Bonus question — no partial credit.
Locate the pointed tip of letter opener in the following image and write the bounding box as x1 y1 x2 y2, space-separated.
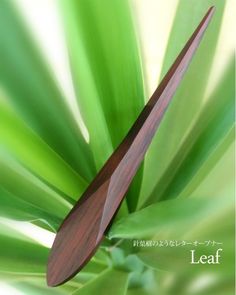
47 7 215 287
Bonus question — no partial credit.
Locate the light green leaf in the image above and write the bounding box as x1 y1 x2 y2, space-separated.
0 222 109 282
109 199 207 239
111 134 234 243
61 0 145 211
180 128 235 200
72 269 129 295
62 0 145 165
0 97 87 200
1 274 81 295
0 0 96 181
0 231 48 274
137 208 234 275
11 278 78 295
140 0 226 206
0 186 60 230
142 56 234 205
0 152 72 224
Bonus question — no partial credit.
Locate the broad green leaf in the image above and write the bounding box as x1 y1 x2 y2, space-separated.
81 260 108 275
0 221 109 282
137 227 233 273
111 133 234 242
0 152 72 223
72 269 129 295
180 129 235 200
0 229 48 274
92 249 110 266
0 218 40 243
171 273 234 295
132 142 234 278
109 183 232 240
10 277 78 295
61 0 145 211
0 0 96 181
180 141 235 245
0 97 87 200
0 186 60 230
62 0 145 166
71 258 111 286
140 0 226 206
1 273 81 295
137 209 234 281
136 207 234 285
142 56 234 205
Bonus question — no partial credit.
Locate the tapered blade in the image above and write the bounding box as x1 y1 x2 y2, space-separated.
47 7 215 287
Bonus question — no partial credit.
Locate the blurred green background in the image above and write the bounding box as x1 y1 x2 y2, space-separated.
0 0 234 294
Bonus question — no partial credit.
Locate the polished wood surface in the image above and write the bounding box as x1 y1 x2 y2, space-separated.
47 7 215 286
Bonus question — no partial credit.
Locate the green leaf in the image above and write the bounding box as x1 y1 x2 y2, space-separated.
61 0 145 211
0 97 87 200
117 141 234 276
137 208 234 276
72 269 129 295
81 260 108 275
109 199 205 239
111 133 234 243
1 273 81 295
0 152 72 224
11 278 78 295
0 226 48 274
0 0 96 181
180 128 235 200
0 222 109 284
139 0 226 206
109 188 232 240
142 55 234 205
62 0 145 165
0 186 60 230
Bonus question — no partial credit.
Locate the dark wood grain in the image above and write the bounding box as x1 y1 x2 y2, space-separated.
47 7 215 286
